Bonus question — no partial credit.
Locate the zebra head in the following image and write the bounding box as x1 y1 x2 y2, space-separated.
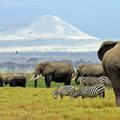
70 88 82 98
52 88 58 99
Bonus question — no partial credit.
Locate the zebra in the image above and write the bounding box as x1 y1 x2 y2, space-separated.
52 85 75 99
99 76 111 87
76 76 103 86
70 84 105 98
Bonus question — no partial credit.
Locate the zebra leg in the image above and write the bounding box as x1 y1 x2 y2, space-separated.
103 91 105 98
99 91 105 98
60 94 63 99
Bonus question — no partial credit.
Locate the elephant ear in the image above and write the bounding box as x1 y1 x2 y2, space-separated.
42 64 54 76
98 41 117 61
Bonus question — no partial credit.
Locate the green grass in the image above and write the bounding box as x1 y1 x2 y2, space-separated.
0 87 120 120
0 73 120 120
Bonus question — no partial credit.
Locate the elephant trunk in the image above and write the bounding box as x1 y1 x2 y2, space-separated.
75 77 80 85
74 71 80 85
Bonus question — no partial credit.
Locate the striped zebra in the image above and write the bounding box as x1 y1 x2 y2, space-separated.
76 76 103 86
52 85 75 99
70 84 105 98
99 76 111 87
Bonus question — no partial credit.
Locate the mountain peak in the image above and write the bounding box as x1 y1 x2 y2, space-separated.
17 15 98 40
0 15 98 40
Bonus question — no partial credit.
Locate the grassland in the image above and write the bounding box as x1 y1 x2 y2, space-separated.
0 73 120 120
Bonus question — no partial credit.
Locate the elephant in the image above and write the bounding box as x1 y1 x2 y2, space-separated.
32 61 75 88
0 75 4 87
3 74 26 87
98 40 120 107
75 64 105 84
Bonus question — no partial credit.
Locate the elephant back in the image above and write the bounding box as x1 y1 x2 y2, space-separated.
77 64 105 77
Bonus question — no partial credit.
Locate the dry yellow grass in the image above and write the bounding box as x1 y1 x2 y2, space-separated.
0 87 120 120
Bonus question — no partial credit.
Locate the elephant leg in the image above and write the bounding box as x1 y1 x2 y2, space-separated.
0 80 3 87
45 75 52 88
22 83 26 87
34 79 38 88
82 96 85 99
114 87 120 107
64 75 71 85
99 91 105 98
10 80 15 87
106 68 120 107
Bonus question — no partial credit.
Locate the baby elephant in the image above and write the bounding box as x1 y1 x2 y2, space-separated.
52 85 75 99
4 74 26 87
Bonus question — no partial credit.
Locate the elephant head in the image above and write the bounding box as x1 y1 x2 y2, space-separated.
75 66 82 84
32 62 54 87
98 41 117 61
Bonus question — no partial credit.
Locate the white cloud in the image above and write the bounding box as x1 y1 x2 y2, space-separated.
0 43 101 53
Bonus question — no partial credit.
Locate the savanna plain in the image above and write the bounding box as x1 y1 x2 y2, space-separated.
0 73 120 120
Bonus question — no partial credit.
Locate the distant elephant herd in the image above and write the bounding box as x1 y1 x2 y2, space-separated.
0 74 26 87
0 40 120 107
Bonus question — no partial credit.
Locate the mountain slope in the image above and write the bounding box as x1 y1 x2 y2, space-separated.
0 15 98 40
0 15 102 52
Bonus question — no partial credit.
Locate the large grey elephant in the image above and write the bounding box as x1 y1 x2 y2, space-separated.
75 64 105 84
3 74 26 87
32 61 75 88
98 40 120 107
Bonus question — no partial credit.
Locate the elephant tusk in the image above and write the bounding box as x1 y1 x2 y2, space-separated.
71 75 77 80
30 75 35 81
72 73 75 78
32 75 41 80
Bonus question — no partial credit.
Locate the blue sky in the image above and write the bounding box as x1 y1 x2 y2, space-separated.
0 0 120 39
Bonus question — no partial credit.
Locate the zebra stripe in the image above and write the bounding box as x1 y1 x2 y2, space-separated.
77 76 103 86
70 84 105 98
76 76 111 87
52 85 75 99
99 76 111 87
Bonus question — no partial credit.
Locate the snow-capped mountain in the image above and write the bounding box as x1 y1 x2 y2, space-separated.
0 15 98 40
0 15 102 52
